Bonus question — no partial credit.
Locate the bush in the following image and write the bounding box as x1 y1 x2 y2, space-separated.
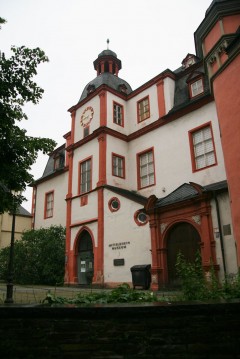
0 225 65 285
222 271 240 299
43 283 158 305
176 251 222 301
176 251 240 301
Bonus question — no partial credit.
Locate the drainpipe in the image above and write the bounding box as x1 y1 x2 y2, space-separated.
213 191 227 276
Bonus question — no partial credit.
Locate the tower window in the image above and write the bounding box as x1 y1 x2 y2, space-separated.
137 96 150 122
112 153 125 178
83 126 89 138
104 61 109 72
79 158 92 194
113 102 124 126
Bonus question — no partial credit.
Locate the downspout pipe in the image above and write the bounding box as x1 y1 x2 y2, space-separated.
213 190 227 277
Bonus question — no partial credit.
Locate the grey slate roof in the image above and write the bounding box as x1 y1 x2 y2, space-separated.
40 146 65 179
79 73 132 102
155 181 228 208
170 63 210 112
204 180 228 192
17 205 31 217
97 49 117 58
104 185 147 205
156 183 201 207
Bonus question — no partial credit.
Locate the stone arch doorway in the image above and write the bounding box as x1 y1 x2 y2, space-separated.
77 230 94 285
166 222 201 286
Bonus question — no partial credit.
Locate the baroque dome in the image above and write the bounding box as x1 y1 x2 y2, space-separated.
79 72 132 102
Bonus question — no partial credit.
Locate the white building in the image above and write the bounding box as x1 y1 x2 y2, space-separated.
32 0 240 289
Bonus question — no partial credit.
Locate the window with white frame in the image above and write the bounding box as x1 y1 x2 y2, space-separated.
112 154 125 178
113 102 123 126
45 191 54 218
190 79 204 97
191 124 216 170
138 149 155 189
137 96 150 122
80 158 91 194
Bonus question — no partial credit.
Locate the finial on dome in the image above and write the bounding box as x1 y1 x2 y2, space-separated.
107 39 110 49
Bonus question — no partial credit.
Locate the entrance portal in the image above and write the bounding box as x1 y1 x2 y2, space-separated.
77 230 94 285
167 222 201 286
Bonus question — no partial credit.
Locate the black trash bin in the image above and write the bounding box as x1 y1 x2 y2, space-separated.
130 264 151 289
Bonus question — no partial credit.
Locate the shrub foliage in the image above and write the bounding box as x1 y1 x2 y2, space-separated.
176 251 240 301
44 283 158 305
0 226 65 285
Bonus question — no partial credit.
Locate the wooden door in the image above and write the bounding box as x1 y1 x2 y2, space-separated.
167 222 201 286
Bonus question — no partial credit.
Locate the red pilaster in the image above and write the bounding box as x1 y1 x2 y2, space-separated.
97 133 107 187
65 150 73 284
156 79 166 118
109 60 113 73
99 90 107 126
149 216 161 291
97 187 104 284
70 111 76 144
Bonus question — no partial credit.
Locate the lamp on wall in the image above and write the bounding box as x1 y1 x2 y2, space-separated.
4 190 21 304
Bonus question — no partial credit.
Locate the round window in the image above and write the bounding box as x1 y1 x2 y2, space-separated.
138 212 147 223
108 197 120 212
134 210 149 226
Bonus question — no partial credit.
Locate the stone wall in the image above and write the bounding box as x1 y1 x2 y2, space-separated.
0 301 240 358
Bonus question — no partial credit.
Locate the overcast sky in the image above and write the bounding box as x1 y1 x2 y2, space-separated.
1 0 212 211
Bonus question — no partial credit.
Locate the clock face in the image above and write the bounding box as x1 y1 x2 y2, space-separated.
80 106 94 127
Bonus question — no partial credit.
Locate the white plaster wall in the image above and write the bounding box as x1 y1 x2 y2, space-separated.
127 102 226 199
74 97 100 143
211 193 238 281
34 172 68 229
127 86 159 134
71 141 99 198
71 191 98 224
164 77 175 114
103 189 152 283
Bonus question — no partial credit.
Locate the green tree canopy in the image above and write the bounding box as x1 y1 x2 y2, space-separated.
0 226 66 285
0 22 56 213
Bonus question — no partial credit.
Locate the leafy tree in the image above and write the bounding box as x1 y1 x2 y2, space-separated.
0 226 66 285
0 20 56 212
0 17 6 28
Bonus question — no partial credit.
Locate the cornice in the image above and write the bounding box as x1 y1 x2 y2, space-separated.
127 70 176 99
68 84 128 113
33 166 69 185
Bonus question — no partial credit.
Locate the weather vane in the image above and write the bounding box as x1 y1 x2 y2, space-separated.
107 39 110 49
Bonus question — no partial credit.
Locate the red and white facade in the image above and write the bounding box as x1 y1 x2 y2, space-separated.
32 0 240 289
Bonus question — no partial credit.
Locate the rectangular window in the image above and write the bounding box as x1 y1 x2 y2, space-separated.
113 102 124 126
189 123 217 171
112 154 125 178
190 79 204 97
80 158 92 194
138 149 155 189
45 191 54 218
137 96 150 122
54 154 64 170
83 126 89 138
